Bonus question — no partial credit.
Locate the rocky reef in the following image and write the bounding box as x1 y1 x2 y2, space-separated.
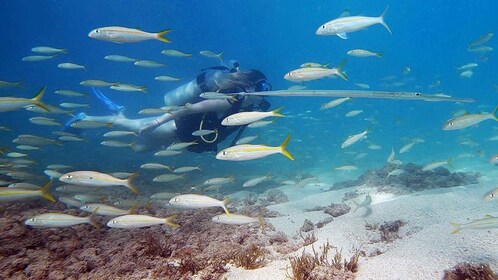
0 201 299 280
331 163 480 194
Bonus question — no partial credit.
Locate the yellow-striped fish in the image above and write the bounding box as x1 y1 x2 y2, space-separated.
0 181 55 202
216 135 294 161
0 87 49 113
88 26 171 43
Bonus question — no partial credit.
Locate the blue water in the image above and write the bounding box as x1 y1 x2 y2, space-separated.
1 1 498 278
1 1 497 179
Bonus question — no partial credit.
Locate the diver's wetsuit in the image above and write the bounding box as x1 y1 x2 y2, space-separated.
172 65 270 153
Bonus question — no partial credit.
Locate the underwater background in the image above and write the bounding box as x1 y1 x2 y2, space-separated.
1 1 497 279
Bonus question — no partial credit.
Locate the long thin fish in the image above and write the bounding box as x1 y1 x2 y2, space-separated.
240 90 475 103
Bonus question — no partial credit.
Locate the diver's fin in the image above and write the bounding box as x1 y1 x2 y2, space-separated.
156 29 172 43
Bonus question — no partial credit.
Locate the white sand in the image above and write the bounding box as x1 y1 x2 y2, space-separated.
225 167 498 280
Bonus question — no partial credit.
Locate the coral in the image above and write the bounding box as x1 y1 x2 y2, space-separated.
0 201 298 279
443 262 498 280
231 244 268 270
287 242 360 280
315 217 334 229
323 203 351 217
300 219 314 232
366 220 406 243
379 220 405 243
331 163 480 194
265 189 289 204
299 231 317 246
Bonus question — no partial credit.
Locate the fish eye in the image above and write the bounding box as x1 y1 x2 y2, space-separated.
415 92 421 96
322 25 325 29
95 29 100 33
223 151 227 155
29 218 35 222
491 194 495 198
448 122 454 126
174 198 179 202
66 175 72 179
112 220 117 224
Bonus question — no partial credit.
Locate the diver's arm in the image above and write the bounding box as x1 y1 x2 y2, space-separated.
139 99 231 135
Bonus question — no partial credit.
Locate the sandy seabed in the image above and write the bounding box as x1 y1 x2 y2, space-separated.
227 164 498 280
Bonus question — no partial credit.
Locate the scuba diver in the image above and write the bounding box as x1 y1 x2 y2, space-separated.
67 60 272 153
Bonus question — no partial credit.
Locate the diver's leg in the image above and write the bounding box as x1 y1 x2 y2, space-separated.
82 114 157 131
133 121 177 152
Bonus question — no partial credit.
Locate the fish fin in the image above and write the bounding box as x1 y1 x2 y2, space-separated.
130 141 137 151
335 59 349 81
485 214 495 218
40 180 56 202
449 222 461 234
126 173 139 194
128 203 139 214
272 106 285 117
491 106 498 120
337 33 348 39
222 198 231 217
88 207 101 229
31 87 50 112
156 29 172 43
379 5 392 35
279 134 295 161
165 215 180 228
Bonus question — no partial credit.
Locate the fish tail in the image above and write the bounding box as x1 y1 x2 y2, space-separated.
272 106 285 117
130 141 137 151
379 5 392 35
16 80 24 88
126 173 139 194
228 176 235 183
217 52 223 61
222 198 231 217
31 87 50 112
450 222 461 234
335 59 349 81
491 105 498 120
258 210 266 229
88 208 101 229
40 180 56 202
128 203 139 214
140 86 147 93
376 52 383 58
165 215 180 228
156 29 172 43
279 134 295 161
447 157 454 169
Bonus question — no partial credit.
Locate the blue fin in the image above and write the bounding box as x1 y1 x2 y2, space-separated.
62 112 87 133
337 33 348 39
92 87 124 114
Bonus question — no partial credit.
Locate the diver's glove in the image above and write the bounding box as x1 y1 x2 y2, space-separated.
139 119 161 135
